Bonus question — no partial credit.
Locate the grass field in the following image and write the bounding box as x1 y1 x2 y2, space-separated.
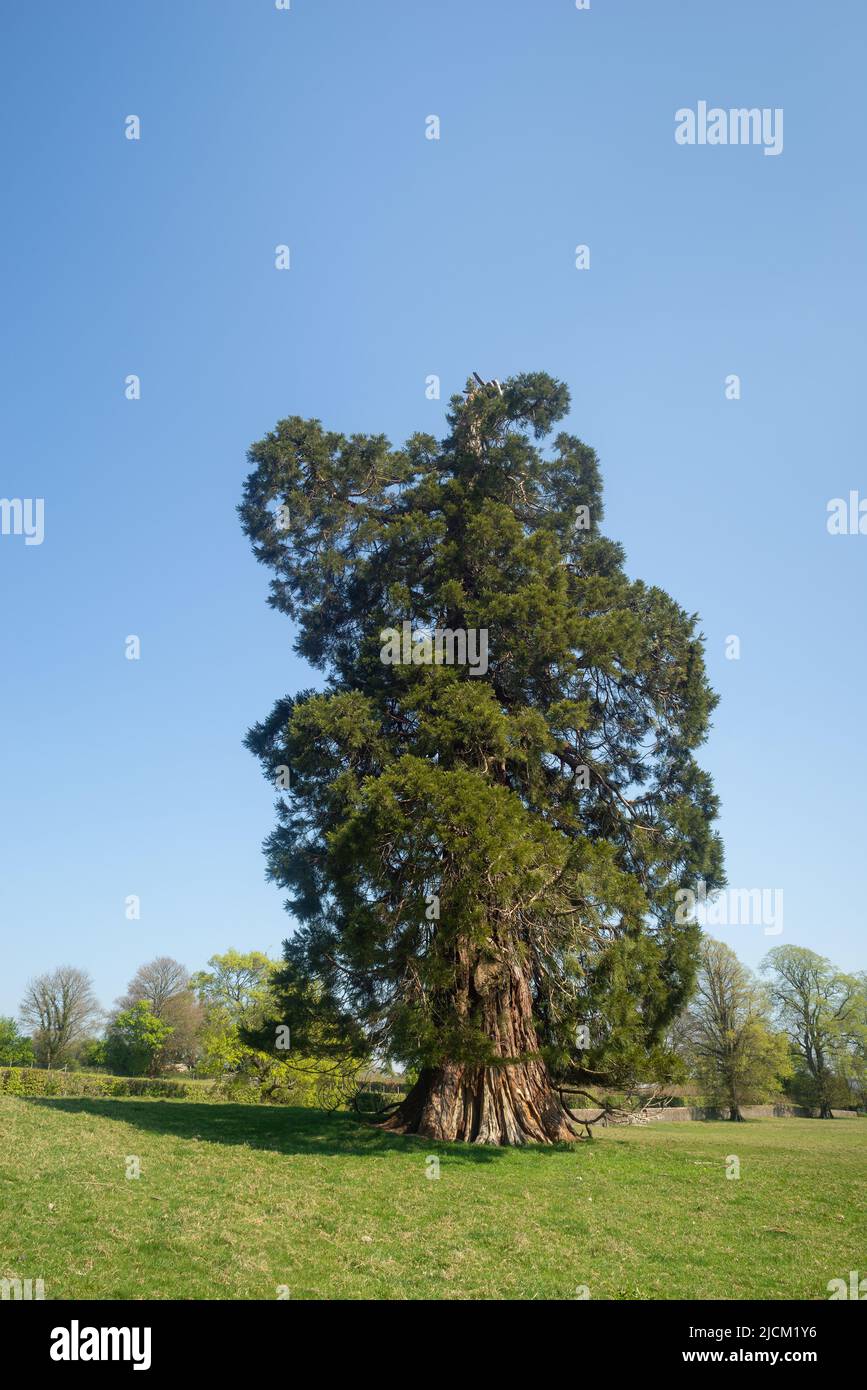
1 1095 863 1300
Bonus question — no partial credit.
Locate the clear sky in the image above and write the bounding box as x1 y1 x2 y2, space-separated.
1 0 864 1018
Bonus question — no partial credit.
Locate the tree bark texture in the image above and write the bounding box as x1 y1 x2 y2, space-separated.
382 963 577 1145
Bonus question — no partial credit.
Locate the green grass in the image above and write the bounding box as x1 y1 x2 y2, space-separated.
1 1095 863 1300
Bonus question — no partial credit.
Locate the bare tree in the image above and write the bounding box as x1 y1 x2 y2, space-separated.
20 967 102 1068
117 957 190 1016
159 991 204 1069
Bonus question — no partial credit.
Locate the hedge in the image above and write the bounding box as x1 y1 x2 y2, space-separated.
0 1067 342 1106
0 1068 212 1100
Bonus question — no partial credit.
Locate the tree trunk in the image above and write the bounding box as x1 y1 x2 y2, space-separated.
729 1103 744 1121
382 963 578 1145
818 1101 834 1119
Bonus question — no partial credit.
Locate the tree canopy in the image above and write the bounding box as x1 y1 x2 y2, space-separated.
105 1001 174 1078
762 946 865 1118
0 1016 34 1067
676 937 789 1120
19 966 102 1069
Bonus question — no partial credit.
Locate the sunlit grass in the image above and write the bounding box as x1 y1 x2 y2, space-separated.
1 1096 862 1300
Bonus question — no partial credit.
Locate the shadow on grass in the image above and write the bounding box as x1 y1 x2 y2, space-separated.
23 1098 529 1164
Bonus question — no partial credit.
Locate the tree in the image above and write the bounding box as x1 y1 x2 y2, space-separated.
762 947 863 1118
158 995 204 1067
192 949 277 1074
78 1038 107 1071
19 967 102 1068
105 1002 174 1077
0 1016 35 1067
117 957 190 1014
835 972 867 1111
191 949 276 1018
240 371 724 1144
192 948 355 1103
115 957 202 1070
677 938 789 1120
158 992 204 1069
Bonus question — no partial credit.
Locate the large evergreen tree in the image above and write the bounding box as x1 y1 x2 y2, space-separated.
240 372 723 1144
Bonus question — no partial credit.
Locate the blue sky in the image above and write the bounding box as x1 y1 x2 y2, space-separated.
1 0 864 1018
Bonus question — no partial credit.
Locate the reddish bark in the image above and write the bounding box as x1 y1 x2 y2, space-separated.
382 963 578 1145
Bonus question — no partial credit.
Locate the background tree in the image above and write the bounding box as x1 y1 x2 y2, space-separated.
762 946 862 1118
191 949 276 1019
240 371 724 1144
19 967 101 1068
78 1037 108 1071
193 948 358 1104
834 971 867 1111
0 1016 35 1067
105 1001 174 1077
158 993 204 1069
191 949 277 1075
117 957 190 1014
115 957 202 1071
677 937 789 1120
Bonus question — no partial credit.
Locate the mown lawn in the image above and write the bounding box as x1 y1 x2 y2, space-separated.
0 1096 863 1300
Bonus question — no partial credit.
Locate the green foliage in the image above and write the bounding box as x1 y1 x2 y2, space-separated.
785 1063 853 1113
0 1017 34 1067
210 1050 351 1108
105 1001 174 1077
0 1068 207 1099
677 938 790 1116
192 947 358 1103
192 948 275 1078
762 947 866 1117
77 1038 108 1070
191 949 277 1017
241 372 724 1084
